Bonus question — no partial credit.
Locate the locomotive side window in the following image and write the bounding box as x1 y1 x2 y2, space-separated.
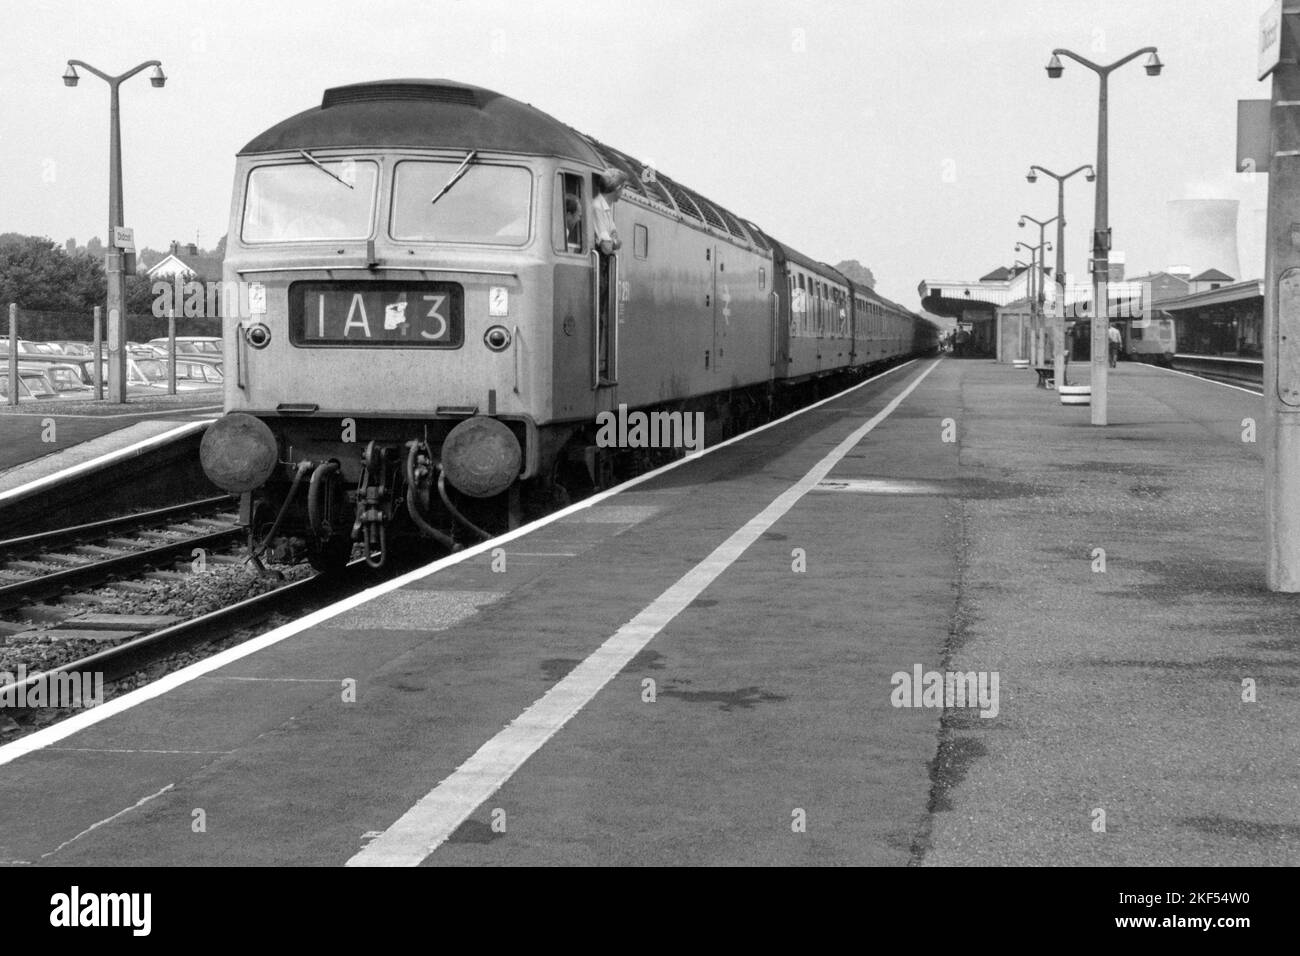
242 160 378 242
633 223 649 259
391 161 532 245
556 173 585 254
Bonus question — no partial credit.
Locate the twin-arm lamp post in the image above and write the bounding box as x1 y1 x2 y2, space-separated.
1045 46 1161 424
63 59 167 404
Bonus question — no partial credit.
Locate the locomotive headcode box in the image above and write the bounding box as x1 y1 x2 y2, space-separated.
288 280 464 347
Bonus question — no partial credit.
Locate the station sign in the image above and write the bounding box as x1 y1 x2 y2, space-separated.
112 226 136 252
1260 0 1283 81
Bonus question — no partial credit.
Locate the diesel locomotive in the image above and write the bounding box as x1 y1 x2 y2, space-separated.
199 78 938 570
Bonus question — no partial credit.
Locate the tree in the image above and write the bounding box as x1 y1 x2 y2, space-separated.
834 260 875 289
0 234 105 312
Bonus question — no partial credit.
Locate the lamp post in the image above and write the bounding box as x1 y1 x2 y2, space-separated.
1020 214 1059 370
1046 46 1161 424
1016 239 1051 366
64 59 166 403
1028 164 1095 389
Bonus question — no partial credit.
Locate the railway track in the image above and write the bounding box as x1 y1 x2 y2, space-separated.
0 496 244 615
0 497 424 733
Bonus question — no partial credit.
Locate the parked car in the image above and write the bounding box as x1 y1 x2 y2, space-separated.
63 356 153 388
0 369 57 401
146 336 223 358
24 361 94 395
45 341 95 357
134 356 224 389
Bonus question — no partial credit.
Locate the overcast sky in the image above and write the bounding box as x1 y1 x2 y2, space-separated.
0 0 1270 305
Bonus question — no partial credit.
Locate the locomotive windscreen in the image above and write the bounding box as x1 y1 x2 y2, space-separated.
391 160 532 245
288 281 464 348
242 160 378 242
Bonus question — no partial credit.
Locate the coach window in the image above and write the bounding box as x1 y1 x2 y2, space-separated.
759 267 766 290
633 223 649 259
554 172 585 254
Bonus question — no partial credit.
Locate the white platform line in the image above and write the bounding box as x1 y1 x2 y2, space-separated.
1147 363 1264 396
346 358 942 866
0 420 208 504
0 358 919 769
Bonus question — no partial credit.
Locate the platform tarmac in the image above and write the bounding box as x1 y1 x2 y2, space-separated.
0 389 221 481
0 358 1294 866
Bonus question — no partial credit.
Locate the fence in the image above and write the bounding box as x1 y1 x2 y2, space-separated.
5 303 222 405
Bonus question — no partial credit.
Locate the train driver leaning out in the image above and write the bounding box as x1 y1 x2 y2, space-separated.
592 168 629 383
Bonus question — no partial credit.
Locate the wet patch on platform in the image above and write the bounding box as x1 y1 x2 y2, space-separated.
1177 814 1300 842
923 733 987 814
444 818 503 845
321 590 503 631
540 658 581 682
658 681 787 712
1049 459 1177 477
626 649 665 671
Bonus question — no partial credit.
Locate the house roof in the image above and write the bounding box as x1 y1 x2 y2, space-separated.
146 253 223 280
1191 268 1235 282
979 266 1013 282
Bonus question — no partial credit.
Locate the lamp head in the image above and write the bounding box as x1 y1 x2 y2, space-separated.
1018 217 1026 228
1085 167 1096 182
1144 51 1163 76
1026 169 1038 184
150 65 167 88
62 64 79 87
1046 54 1064 78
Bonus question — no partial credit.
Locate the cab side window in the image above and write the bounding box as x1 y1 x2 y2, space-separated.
555 172 585 254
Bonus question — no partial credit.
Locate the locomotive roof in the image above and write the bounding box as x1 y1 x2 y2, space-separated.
239 79 603 164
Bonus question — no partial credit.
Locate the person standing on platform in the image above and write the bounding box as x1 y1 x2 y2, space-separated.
1108 323 1123 369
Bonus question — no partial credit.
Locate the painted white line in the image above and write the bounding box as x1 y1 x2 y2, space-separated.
0 420 208 505
0 358 920 769
1148 363 1264 397
346 358 942 866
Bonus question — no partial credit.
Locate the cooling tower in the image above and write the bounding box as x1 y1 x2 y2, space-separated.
1164 199 1240 280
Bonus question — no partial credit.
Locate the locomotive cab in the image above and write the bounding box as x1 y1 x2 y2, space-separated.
201 79 610 569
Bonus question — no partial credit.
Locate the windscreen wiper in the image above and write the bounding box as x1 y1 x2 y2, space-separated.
297 149 354 189
430 150 478 206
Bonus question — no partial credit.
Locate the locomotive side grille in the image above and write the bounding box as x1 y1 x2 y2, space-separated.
658 178 704 222
322 84 480 108
682 188 728 232
714 205 750 242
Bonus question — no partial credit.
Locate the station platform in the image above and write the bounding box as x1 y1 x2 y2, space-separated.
0 358 1295 867
0 391 220 497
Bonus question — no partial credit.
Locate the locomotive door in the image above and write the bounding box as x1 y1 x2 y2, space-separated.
712 244 729 372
